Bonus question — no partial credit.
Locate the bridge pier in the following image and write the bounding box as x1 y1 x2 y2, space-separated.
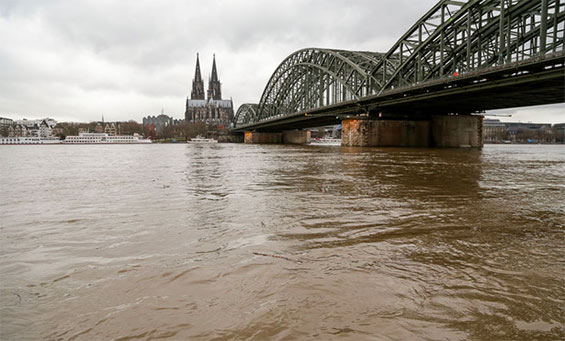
341 118 430 147
431 115 483 148
217 133 244 143
282 130 311 144
342 115 483 148
244 132 282 144
244 130 311 144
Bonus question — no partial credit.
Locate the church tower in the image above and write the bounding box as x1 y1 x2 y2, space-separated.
191 53 205 100
207 54 222 100
185 53 233 124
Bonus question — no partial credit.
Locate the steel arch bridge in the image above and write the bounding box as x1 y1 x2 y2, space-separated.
234 0 564 129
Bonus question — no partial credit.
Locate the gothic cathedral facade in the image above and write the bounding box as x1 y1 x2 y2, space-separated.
185 54 234 126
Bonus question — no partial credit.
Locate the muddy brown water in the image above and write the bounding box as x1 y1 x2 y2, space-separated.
1 144 564 340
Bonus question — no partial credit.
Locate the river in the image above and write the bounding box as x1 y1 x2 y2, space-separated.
1 144 564 340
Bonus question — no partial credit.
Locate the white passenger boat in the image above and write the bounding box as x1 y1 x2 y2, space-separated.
64 132 152 144
0 136 62 145
310 137 341 146
187 135 218 143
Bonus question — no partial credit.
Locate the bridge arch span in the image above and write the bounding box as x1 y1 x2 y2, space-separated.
371 0 565 93
234 104 260 127
235 0 564 129
256 48 385 121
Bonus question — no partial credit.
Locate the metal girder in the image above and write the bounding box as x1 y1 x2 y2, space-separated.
234 0 565 128
255 49 386 121
378 0 564 93
234 104 260 126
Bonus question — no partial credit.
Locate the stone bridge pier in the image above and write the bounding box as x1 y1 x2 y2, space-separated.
244 130 310 145
341 115 483 148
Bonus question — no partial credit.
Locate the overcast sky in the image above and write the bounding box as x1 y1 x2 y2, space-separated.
1 0 563 124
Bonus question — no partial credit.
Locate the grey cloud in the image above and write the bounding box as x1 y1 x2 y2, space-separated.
1 0 562 123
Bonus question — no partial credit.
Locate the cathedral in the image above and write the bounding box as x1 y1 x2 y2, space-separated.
185 54 234 126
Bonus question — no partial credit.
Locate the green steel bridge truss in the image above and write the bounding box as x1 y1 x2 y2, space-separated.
234 0 564 127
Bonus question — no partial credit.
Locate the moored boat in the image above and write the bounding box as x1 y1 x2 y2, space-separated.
63 132 152 144
310 137 341 146
0 136 62 145
187 135 218 144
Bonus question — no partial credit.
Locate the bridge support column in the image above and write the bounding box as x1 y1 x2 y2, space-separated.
341 118 430 147
217 133 244 143
342 115 483 148
282 130 311 144
244 131 282 144
431 115 483 148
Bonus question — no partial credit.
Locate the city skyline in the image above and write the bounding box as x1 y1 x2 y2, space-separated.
1 0 563 124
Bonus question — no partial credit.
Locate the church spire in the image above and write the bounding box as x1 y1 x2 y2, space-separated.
211 54 218 82
194 53 202 82
207 53 222 100
191 53 205 100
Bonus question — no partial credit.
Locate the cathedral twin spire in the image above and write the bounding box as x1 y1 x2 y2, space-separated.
190 53 221 101
190 53 205 100
185 53 234 124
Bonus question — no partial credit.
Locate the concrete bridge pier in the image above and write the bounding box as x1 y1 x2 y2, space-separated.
430 115 484 148
217 133 244 143
282 130 311 144
341 118 430 147
244 131 282 144
341 115 483 148
244 130 311 144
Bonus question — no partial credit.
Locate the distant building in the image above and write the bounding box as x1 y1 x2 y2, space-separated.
142 114 182 137
15 118 57 129
0 117 14 136
484 119 507 142
185 54 234 127
484 119 558 143
104 123 118 136
3 118 57 137
504 122 553 142
554 123 565 143
94 123 104 133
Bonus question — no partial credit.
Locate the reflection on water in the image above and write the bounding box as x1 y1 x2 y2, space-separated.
0 144 564 340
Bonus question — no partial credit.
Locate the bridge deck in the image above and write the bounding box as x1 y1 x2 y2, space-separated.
233 53 564 132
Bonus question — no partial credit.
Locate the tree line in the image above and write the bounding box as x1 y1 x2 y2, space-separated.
148 121 223 141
